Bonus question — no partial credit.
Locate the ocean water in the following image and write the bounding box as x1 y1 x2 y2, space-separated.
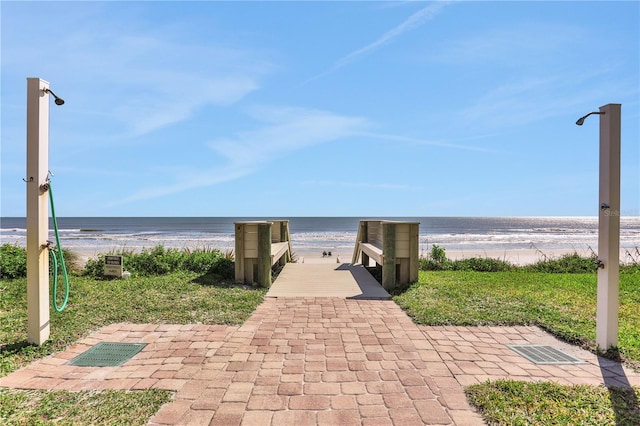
1 216 639 261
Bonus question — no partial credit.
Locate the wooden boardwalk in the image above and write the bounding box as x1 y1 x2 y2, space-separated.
266 262 391 299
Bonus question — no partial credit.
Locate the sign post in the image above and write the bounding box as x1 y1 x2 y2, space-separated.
104 255 124 278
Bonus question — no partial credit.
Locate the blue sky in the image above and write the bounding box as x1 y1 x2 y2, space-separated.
1 1 638 217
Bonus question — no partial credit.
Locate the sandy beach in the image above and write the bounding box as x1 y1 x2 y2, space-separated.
290 247 605 266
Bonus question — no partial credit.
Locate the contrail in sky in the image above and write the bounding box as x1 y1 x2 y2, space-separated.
304 1 452 84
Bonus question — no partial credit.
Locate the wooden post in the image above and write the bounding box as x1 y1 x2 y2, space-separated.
596 103 621 350
352 221 363 264
257 223 272 288
409 223 419 283
234 223 245 283
382 222 396 291
26 78 50 345
361 221 370 266
279 221 290 264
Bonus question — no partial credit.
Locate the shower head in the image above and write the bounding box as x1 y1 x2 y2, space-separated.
44 88 65 106
576 111 603 126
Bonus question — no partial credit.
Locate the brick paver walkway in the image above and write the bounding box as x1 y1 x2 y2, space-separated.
2 297 639 425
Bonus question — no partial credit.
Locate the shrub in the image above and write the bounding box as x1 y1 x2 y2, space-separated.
621 247 640 274
82 245 235 280
0 244 27 279
450 257 514 272
125 246 183 276
419 245 451 271
82 254 106 277
417 246 612 274
524 252 598 273
182 248 222 274
211 257 234 278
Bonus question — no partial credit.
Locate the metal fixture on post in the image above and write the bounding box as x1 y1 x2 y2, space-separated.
576 103 621 350
43 88 65 106
26 78 64 345
575 111 604 126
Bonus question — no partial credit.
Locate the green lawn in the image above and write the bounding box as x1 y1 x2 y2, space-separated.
466 380 640 426
394 271 640 368
0 388 171 425
0 271 265 425
2 268 639 424
394 271 640 425
1 271 266 376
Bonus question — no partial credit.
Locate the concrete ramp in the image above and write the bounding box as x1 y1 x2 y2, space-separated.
266 263 391 299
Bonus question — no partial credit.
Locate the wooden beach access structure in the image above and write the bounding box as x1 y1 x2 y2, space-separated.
234 220 291 287
352 220 420 291
233 219 419 293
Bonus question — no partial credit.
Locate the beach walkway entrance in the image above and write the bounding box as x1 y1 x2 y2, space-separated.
4 299 639 425
3 246 639 424
266 262 391 299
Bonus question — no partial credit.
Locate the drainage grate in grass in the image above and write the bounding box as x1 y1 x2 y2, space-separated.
508 345 586 365
67 342 147 367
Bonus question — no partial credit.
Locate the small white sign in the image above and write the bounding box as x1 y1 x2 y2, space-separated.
104 255 123 277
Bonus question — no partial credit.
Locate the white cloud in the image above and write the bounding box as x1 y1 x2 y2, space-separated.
83 37 270 138
458 68 636 130
115 106 370 204
335 1 451 68
3 4 272 140
208 106 370 167
354 131 494 152
431 22 582 66
305 1 452 83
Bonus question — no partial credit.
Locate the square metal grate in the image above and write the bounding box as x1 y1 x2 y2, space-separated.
67 342 147 367
508 345 585 365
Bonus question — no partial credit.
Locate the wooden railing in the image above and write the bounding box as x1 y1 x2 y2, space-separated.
352 220 419 290
234 220 292 287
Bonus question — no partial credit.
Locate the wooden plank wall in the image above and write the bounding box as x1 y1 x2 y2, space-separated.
235 220 291 286
243 224 259 258
366 221 384 247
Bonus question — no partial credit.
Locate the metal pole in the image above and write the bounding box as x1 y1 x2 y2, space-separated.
596 103 621 350
26 78 51 345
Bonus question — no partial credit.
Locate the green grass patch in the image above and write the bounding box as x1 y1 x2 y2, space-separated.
0 271 266 376
393 271 640 369
466 380 640 425
0 388 172 425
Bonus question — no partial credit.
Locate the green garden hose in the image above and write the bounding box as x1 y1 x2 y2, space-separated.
48 182 69 312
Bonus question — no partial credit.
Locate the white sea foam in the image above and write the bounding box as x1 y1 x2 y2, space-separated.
1 217 638 261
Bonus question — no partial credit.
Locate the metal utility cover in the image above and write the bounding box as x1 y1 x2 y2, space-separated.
67 342 147 367
508 345 585 365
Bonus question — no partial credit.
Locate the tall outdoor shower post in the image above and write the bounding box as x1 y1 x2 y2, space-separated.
596 103 621 350
26 78 51 345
